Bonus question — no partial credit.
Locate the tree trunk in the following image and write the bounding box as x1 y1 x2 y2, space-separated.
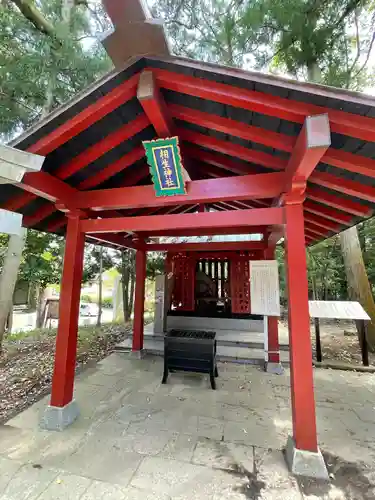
121 250 130 322
128 258 135 319
97 246 103 327
121 250 135 322
339 226 375 350
35 284 46 328
0 229 27 351
6 305 13 336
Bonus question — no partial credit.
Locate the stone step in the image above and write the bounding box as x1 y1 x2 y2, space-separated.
118 330 289 351
167 315 264 332
115 337 290 365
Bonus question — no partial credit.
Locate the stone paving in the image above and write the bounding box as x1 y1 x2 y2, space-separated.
1 354 375 499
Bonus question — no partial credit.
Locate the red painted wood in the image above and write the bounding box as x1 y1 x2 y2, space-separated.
77 147 145 190
132 248 146 351
230 255 251 314
304 213 340 232
285 116 329 191
310 171 375 203
304 222 330 237
171 104 295 152
304 200 352 225
3 191 36 212
146 241 266 252
23 203 56 228
3 171 79 212
306 186 371 217
50 216 85 407
74 172 285 211
171 254 195 311
186 145 260 175
28 74 139 156
179 128 286 170
323 149 375 179
80 208 282 234
54 115 148 180
284 202 318 451
154 68 375 142
138 70 174 136
138 226 266 237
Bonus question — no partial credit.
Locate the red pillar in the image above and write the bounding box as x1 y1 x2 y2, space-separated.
263 246 280 364
132 248 146 351
284 201 318 452
50 216 85 408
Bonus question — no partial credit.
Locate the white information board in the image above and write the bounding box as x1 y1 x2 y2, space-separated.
250 260 280 316
309 301 370 321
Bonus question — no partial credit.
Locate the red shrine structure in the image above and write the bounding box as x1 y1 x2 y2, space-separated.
3 0 375 479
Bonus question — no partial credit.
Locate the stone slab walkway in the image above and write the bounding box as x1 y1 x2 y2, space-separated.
1 354 375 499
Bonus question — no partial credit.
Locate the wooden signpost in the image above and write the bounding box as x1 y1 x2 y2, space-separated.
309 300 370 366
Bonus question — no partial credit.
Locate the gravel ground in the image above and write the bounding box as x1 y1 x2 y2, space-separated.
0 323 132 424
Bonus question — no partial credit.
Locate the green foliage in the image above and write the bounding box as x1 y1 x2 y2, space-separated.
154 0 375 88
102 297 113 308
18 230 64 289
0 0 112 140
83 244 115 284
80 294 92 303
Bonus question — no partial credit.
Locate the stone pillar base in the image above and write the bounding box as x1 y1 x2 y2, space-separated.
129 349 146 359
265 361 284 375
285 436 329 480
40 400 79 431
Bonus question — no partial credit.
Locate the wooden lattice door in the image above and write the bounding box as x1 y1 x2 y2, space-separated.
171 254 195 311
230 255 251 314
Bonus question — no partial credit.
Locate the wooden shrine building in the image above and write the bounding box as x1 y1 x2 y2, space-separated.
3 1 375 478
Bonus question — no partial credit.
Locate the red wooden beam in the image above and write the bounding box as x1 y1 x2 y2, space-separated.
23 204 56 228
172 103 375 181
137 70 173 136
178 128 286 170
285 115 330 191
5 115 148 214
171 104 295 152
17 171 78 202
27 73 139 156
304 222 331 237
138 226 266 237
73 172 285 211
310 171 375 203
77 147 145 190
145 241 266 252
186 145 260 175
304 213 341 232
87 233 136 249
80 207 283 234
323 149 375 179
198 162 236 178
154 68 375 142
306 186 371 217
54 115 148 180
3 191 36 212
304 200 352 226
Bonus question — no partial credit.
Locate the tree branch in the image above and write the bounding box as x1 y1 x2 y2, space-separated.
353 30 375 79
10 0 56 39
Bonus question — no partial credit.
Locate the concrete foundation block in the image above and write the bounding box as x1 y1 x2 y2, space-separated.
285 436 329 480
40 400 79 431
266 361 285 375
129 349 146 359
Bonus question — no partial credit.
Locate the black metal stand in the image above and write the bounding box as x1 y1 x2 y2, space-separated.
314 317 322 362
162 330 218 389
359 320 369 367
